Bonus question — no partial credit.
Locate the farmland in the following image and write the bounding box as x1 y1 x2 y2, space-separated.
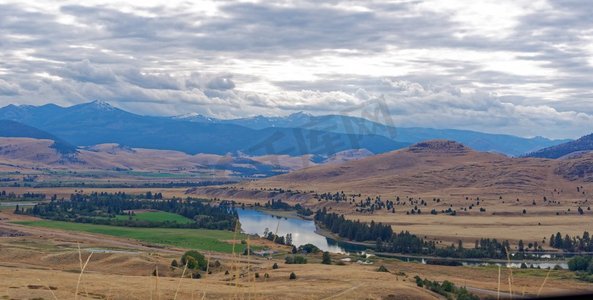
15 220 247 253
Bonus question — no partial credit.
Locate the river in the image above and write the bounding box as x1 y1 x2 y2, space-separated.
236 208 365 253
236 208 570 268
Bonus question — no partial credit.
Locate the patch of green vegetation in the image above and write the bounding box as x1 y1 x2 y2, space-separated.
15 220 248 253
513 268 575 280
114 211 194 224
0 205 14 211
125 171 184 178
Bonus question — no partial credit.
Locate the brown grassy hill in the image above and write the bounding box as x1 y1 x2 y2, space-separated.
0 137 316 175
240 140 593 198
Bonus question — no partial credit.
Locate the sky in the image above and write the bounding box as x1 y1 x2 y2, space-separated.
0 0 592 139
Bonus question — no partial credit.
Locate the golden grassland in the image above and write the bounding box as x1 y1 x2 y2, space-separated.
7 182 593 248
1 209 593 299
188 186 593 248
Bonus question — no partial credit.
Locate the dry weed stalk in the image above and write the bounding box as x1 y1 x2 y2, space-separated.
174 263 189 300
74 248 93 300
537 267 553 297
497 265 501 300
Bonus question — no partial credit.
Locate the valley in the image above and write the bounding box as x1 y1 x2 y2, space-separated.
1 103 593 299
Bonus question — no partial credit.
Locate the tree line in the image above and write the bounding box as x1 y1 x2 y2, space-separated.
16 192 238 230
549 231 593 252
0 191 46 201
315 209 511 259
257 199 313 216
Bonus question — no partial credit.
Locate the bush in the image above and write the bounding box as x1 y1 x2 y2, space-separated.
272 263 279 269
181 250 207 270
289 272 297 280
285 255 307 264
298 244 321 254
321 251 332 265
185 257 198 269
171 259 178 268
414 275 424 287
377 265 389 272
441 280 454 292
568 256 592 272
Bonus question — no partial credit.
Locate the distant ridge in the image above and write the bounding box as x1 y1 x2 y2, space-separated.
176 110 569 156
0 101 568 157
0 101 404 156
525 133 593 159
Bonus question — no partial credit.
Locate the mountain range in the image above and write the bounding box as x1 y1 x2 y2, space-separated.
0 101 570 157
177 110 569 156
526 134 593 159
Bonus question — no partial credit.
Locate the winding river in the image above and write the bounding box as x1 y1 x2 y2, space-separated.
236 208 365 253
236 208 569 268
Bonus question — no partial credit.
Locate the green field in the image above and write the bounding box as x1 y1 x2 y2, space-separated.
15 220 248 253
125 171 186 178
114 211 194 224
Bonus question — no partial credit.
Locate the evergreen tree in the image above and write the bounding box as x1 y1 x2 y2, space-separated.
321 251 331 265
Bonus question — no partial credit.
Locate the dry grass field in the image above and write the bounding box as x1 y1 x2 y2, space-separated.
1 206 592 300
189 141 593 247
3 139 593 298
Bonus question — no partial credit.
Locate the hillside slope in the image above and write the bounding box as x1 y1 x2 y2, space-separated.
0 120 77 154
0 138 319 176
239 140 593 197
526 133 593 159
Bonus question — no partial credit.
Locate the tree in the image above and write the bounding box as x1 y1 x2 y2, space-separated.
321 251 331 265
441 280 454 292
272 263 279 269
171 259 179 268
289 272 297 280
181 250 207 270
554 232 563 249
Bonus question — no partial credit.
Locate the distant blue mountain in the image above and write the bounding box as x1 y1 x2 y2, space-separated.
0 101 568 156
525 133 593 159
0 101 406 156
178 112 570 156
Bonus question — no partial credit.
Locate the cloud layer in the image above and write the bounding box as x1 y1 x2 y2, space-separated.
0 0 592 138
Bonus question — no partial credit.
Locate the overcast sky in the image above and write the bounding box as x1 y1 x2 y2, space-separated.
0 0 592 139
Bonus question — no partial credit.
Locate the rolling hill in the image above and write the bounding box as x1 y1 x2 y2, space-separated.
234 140 593 197
0 120 77 154
0 137 322 177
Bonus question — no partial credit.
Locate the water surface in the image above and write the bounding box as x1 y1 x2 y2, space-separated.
237 208 364 253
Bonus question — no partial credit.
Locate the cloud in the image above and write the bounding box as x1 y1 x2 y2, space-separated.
0 0 591 139
0 79 20 96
